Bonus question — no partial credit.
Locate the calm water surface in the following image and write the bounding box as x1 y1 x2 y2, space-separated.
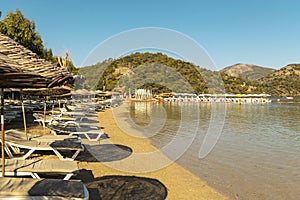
128 102 300 200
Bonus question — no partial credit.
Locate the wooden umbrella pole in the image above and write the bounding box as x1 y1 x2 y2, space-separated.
43 100 46 134
20 90 28 140
1 88 5 177
52 100 54 115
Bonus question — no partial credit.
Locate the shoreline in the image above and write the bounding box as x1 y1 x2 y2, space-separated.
79 108 228 199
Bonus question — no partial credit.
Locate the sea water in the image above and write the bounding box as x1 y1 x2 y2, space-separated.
128 102 300 200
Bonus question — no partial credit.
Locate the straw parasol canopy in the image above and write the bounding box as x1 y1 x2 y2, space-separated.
0 33 73 177
22 86 72 97
0 53 49 88
0 33 73 88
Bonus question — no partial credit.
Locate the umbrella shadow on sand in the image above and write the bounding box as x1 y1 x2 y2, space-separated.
77 170 168 200
82 144 133 162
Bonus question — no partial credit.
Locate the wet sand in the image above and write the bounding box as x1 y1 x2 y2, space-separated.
78 108 228 200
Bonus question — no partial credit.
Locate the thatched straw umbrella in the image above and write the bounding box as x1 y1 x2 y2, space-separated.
0 33 73 177
23 86 72 130
22 86 72 97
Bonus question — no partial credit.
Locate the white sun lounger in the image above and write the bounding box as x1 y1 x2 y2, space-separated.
33 112 85 127
51 128 105 142
0 177 89 200
33 113 56 127
5 129 80 142
49 124 105 142
68 130 105 142
2 135 84 161
0 159 79 180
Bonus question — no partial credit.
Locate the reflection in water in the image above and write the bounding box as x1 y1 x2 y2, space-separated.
129 102 153 126
129 102 182 142
129 102 300 200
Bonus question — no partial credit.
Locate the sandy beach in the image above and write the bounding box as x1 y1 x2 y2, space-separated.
77 108 228 200
4 107 227 199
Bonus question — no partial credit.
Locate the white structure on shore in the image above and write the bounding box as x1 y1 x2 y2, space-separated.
134 89 153 100
157 93 272 104
198 94 272 104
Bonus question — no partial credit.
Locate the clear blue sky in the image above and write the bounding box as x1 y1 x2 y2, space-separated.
1 0 300 69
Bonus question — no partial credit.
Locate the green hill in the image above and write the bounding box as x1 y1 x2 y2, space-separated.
76 59 113 90
77 52 300 96
221 63 275 80
78 52 222 94
257 64 300 96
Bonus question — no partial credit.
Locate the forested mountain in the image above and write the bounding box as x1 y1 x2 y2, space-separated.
78 52 300 96
78 52 223 94
256 64 300 96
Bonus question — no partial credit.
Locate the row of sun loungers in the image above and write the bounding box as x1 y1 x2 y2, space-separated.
0 146 88 198
32 104 106 142
0 100 114 199
4 102 44 124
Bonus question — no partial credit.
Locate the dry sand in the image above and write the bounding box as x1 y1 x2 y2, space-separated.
78 108 228 200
